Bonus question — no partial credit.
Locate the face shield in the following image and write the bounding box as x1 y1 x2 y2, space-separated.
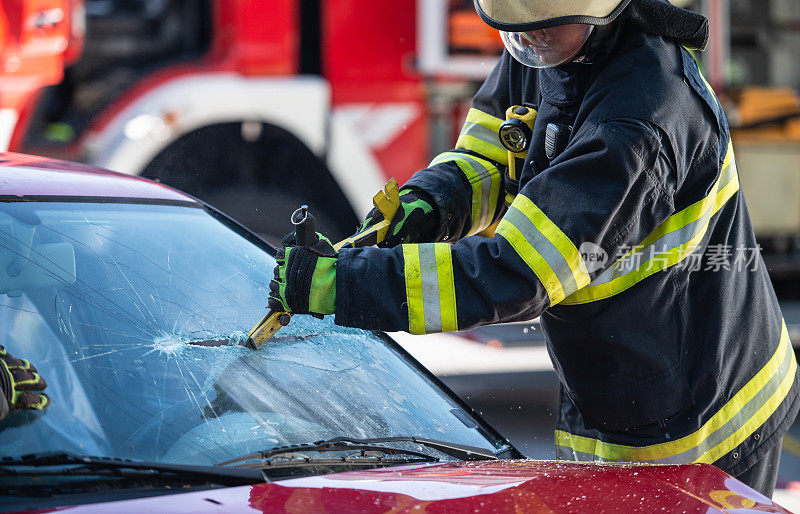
500 24 594 68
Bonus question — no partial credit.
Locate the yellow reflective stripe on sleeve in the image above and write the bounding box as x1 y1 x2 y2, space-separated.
496 194 590 306
513 195 590 291
434 243 458 333
556 320 797 464
402 243 458 335
403 244 425 335
431 151 502 235
455 108 508 165
639 143 735 251
497 218 564 305
561 142 739 306
488 165 503 232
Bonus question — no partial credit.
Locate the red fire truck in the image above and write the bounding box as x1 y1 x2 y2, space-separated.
0 0 82 150
1 0 502 238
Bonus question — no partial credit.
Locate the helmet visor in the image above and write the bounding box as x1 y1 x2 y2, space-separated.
500 24 594 68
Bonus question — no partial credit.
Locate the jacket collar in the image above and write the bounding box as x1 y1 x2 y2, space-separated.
537 21 623 107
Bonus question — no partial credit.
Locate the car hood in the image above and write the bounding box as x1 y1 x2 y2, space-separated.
15 459 792 513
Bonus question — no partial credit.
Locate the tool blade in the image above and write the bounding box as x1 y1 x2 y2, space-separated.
246 310 291 349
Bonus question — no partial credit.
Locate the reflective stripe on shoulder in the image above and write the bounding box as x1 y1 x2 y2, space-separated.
561 142 739 305
555 320 797 464
431 151 502 235
496 194 590 306
402 243 458 335
455 108 509 165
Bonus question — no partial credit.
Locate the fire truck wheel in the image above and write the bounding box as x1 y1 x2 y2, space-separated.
139 122 359 244
201 185 347 246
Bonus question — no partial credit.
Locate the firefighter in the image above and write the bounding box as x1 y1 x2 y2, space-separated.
0 346 49 421
269 0 800 496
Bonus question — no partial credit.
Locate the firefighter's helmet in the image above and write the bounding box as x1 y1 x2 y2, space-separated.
473 0 632 68
473 0 631 31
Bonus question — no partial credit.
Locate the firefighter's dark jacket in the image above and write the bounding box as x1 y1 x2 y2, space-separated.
334 21 800 474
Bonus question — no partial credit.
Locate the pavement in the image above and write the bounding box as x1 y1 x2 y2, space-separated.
390 302 800 511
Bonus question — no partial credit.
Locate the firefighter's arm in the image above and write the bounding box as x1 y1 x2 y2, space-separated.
380 53 516 244
335 119 676 333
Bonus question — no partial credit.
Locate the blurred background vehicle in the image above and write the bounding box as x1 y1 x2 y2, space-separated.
2 0 491 242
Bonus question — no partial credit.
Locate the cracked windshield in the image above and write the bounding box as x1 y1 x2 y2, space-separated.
0 201 503 465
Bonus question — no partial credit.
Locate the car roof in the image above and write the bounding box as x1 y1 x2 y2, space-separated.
0 152 195 203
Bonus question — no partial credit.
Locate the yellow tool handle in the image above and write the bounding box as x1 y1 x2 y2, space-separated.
246 310 292 348
246 178 401 349
333 177 400 251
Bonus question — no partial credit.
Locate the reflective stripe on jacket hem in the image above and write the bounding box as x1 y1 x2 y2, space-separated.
496 193 591 306
431 151 502 235
561 141 739 305
555 320 797 464
403 243 458 334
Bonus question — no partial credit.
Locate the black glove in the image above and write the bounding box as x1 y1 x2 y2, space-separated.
0 346 50 421
268 232 338 316
360 188 438 247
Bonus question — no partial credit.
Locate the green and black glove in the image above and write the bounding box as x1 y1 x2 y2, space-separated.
0 346 50 421
360 188 437 248
268 232 337 316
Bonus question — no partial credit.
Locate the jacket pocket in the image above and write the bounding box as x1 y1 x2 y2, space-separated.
568 365 695 431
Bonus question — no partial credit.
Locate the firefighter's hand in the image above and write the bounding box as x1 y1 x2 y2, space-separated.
268 232 337 316
0 347 50 421
360 188 437 247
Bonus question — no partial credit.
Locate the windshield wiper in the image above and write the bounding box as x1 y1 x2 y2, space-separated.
0 452 266 491
219 436 498 468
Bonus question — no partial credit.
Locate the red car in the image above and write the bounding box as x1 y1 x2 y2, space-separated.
0 153 791 513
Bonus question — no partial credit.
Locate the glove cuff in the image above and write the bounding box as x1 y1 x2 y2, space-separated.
286 247 317 313
400 186 436 208
404 173 464 241
398 185 440 241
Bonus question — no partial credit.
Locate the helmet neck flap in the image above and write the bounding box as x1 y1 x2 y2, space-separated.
621 0 708 50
